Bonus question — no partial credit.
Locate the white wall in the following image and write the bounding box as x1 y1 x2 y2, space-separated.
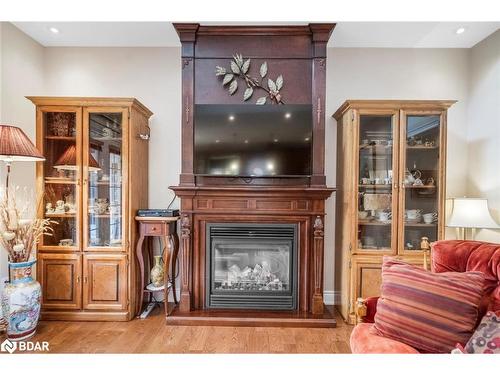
0 22 45 281
466 30 500 242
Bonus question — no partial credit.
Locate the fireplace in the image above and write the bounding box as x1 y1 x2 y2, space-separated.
169 23 336 326
206 223 298 310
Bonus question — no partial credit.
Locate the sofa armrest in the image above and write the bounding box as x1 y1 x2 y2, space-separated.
356 297 379 324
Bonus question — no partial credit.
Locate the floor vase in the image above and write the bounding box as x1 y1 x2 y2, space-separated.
1 260 41 341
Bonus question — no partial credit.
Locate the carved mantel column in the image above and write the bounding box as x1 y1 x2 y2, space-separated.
179 213 192 312
312 215 325 314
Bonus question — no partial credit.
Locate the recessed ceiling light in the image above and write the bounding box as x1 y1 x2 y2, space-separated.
304 137 310 142
273 139 279 143
228 115 235 121
455 27 466 35
284 112 291 119
49 27 60 34
215 139 220 143
244 139 249 144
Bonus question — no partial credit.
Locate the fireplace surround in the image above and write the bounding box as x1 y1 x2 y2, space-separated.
169 23 336 327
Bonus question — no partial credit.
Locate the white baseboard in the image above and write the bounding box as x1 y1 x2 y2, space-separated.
323 290 341 305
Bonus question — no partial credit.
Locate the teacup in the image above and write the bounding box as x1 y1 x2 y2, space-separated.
377 211 392 221
405 209 422 220
358 211 369 220
413 178 424 186
59 238 73 246
422 212 438 224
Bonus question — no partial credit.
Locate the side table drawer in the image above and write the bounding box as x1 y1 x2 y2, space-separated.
143 223 166 236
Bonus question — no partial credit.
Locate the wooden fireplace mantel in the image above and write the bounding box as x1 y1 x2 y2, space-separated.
169 185 335 326
170 23 336 327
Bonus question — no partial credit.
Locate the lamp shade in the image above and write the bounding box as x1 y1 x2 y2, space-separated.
54 145 101 172
0 125 44 162
447 198 499 229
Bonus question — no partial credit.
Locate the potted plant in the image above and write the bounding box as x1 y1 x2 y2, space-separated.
0 187 54 341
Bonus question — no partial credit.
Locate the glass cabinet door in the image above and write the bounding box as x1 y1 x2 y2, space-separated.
356 113 398 252
40 108 81 250
83 109 126 250
400 113 442 251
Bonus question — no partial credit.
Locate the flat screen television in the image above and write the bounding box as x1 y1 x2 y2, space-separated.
194 104 313 177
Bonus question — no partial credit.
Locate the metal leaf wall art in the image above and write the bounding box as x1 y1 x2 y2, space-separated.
215 54 285 105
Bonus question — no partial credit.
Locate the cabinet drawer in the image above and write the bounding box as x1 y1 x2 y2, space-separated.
143 223 166 236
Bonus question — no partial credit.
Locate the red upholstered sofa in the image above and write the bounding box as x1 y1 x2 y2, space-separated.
350 240 500 354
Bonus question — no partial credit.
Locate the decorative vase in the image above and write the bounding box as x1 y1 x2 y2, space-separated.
150 255 165 287
1 260 41 341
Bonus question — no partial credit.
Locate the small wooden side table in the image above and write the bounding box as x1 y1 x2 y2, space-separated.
135 216 180 317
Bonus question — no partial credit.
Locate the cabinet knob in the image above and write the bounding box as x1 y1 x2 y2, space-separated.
76 276 80 283
84 276 88 283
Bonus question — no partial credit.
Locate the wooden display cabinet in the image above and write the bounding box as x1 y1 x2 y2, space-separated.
29 97 152 321
333 100 455 324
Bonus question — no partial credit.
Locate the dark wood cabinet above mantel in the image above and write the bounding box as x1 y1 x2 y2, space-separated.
174 23 335 187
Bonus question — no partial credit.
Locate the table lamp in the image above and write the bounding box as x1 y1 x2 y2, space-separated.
0 125 45 198
54 144 101 172
447 197 499 240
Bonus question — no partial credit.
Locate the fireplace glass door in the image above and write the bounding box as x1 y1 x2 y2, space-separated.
206 224 297 310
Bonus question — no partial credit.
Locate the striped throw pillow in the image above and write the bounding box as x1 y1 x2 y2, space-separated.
372 257 485 353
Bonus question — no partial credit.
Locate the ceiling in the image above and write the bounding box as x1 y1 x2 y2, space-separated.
12 21 500 48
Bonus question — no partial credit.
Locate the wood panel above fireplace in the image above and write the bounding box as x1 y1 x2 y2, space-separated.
169 23 336 327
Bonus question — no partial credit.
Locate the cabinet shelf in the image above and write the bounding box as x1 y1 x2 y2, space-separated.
45 136 76 141
406 145 438 150
45 178 77 185
359 184 392 189
88 214 122 218
404 185 436 189
404 223 437 227
45 213 77 218
358 221 391 226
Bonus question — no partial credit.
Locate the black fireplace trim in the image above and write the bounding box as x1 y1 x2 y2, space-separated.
205 223 298 310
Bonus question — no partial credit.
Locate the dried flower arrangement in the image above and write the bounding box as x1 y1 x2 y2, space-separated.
215 53 285 105
0 187 55 263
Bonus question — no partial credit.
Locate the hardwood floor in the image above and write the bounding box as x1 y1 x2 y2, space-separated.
1 306 353 354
